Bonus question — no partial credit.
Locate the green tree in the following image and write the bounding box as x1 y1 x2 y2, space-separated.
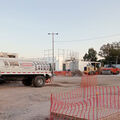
83 48 97 61
99 42 120 64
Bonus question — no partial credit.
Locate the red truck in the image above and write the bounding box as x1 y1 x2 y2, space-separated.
101 65 119 75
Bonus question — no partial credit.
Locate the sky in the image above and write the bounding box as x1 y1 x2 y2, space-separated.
0 0 120 58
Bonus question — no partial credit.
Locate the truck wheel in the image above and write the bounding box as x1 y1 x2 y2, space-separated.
116 71 119 75
22 79 32 86
88 72 90 75
110 71 113 75
92 71 95 75
32 76 45 87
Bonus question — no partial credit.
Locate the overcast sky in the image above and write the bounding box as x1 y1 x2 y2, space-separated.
0 0 120 58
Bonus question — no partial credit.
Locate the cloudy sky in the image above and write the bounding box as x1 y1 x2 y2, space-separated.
0 0 120 58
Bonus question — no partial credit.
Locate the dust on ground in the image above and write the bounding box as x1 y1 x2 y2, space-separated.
0 75 120 120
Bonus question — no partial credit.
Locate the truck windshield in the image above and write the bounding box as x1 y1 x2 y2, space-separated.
84 67 87 71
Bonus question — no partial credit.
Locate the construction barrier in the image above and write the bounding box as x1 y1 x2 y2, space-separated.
50 76 120 120
80 75 97 87
54 71 72 76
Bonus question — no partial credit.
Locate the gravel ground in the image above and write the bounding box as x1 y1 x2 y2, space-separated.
0 75 120 120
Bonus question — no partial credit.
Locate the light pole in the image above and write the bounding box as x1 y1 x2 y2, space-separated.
116 56 118 66
48 32 58 76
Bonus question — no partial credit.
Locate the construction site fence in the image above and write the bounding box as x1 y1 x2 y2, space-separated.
80 75 97 87
50 75 120 120
54 71 72 76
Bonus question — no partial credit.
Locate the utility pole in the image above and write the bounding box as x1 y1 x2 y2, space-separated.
48 33 58 76
116 56 118 66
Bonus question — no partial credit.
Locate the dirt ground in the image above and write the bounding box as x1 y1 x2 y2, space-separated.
0 75 120 120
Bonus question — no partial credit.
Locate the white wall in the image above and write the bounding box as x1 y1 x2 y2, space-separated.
55 56 64 71
79 61 89 71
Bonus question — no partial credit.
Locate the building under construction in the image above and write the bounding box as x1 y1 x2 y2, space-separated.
41 49 79 72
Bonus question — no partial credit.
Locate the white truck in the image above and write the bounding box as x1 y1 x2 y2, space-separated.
0 58 52 87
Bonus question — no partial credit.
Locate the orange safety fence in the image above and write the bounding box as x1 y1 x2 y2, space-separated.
50 76 120 120
54 71 72 76
80 75 97 87
50 86 120 120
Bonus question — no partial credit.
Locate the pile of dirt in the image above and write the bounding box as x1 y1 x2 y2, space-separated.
71 70 83 77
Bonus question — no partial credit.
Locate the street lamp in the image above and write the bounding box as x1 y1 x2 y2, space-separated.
48 32 58 76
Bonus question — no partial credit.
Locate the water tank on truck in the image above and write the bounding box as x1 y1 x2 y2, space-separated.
0 58 52 87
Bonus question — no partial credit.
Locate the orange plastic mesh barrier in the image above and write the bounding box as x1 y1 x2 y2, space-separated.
50 76 120 120
80 75 97 87
54 71 72 76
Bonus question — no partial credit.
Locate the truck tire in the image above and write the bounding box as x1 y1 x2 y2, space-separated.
116 71 119 75
110 71 113 75
88 72 91 75
32 76 45 87
22 79 32 86
91 71 95 75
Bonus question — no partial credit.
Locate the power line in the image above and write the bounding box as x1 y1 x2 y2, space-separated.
55 33 120 43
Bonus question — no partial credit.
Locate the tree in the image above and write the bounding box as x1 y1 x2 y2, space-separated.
99 42 120 64
83 48 97 61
